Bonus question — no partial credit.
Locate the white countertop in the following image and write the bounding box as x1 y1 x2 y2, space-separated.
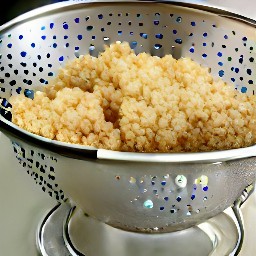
0 133 56 255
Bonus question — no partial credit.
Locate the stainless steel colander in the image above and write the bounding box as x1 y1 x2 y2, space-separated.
0 0 256 233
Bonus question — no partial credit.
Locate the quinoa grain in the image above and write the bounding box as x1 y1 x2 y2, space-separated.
9 41 256 152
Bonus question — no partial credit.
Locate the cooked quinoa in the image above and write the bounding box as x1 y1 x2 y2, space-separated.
9 41 256 152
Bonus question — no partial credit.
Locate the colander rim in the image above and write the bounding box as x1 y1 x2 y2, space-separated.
1 0 256 32
1 115 256 163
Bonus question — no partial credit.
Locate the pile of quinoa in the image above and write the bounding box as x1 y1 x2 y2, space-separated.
9 41 256 152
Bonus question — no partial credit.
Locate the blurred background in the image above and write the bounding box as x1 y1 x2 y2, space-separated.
0 0 65 25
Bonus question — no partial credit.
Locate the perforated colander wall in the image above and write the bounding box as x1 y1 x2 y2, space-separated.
0 2 256 105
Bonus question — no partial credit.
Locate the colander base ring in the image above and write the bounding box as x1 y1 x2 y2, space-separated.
36 202 239 256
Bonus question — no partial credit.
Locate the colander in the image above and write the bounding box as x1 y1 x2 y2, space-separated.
0 0 256 235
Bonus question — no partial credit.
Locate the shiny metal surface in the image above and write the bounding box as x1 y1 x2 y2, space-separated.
0 0 256 255
1 0 256 232
37 202 238 256
9 134 256 232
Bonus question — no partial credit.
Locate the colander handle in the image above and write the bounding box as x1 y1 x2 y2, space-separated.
231 184 255 256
